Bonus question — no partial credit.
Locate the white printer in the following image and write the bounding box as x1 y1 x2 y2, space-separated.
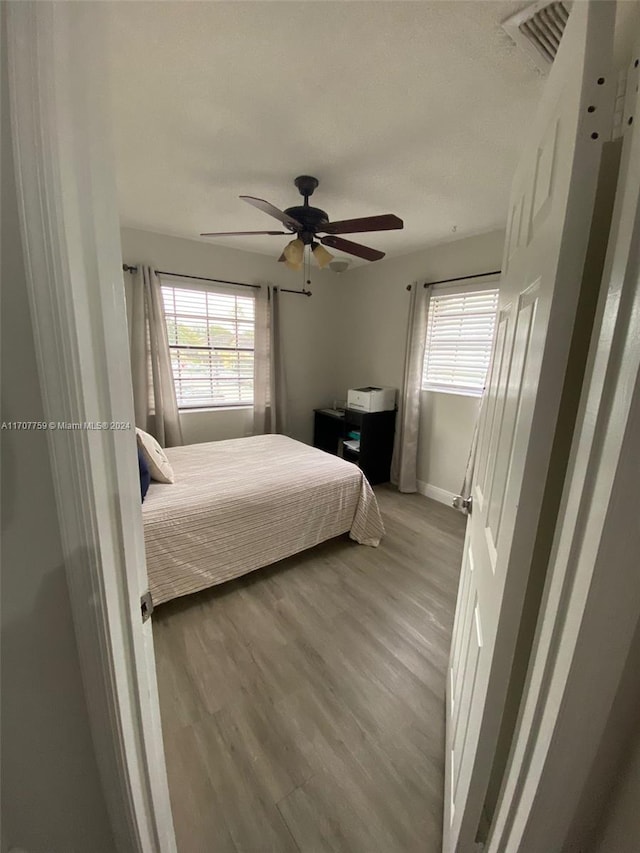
347 386 396 413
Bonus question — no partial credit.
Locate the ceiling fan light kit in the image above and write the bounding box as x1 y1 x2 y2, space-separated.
311 243 333 269
283 238 305 265
200 175 404 279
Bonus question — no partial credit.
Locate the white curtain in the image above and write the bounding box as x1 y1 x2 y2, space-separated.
253 285 287 434
391 282 431 493
129 265 183 448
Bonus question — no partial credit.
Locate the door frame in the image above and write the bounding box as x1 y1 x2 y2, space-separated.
486 54 640 852
6 3 175 851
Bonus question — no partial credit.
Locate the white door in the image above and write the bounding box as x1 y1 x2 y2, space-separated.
444 3 616 851
485 42 640 850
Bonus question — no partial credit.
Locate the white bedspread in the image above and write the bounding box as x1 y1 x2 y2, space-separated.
142 434 384 605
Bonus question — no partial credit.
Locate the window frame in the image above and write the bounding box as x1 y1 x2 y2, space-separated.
421 277 500 399
159 275 257 411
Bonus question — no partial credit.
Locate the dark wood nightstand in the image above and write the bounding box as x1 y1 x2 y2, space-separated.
313 408 396 485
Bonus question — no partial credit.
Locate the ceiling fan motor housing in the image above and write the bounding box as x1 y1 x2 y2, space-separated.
284 205 329 243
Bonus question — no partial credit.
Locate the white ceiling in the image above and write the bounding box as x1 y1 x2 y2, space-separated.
106 1 543 264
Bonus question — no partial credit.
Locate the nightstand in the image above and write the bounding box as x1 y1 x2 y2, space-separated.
313 408 396 485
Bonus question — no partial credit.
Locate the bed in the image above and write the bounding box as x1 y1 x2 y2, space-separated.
142 434 385 606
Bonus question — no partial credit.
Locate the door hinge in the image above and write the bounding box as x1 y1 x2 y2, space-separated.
611 60 637 141
141 590 154 623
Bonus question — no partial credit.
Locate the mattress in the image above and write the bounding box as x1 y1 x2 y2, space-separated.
142 434 385 605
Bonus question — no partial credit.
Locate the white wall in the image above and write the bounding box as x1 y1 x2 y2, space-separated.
1 15 115 849
419 392 481 498
121 227 343 445
335 230 505 497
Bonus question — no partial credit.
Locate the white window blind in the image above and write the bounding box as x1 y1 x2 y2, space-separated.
422 287 499 396
161 283 255 408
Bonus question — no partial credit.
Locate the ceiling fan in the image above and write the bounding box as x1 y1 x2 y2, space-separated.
200 175 403 270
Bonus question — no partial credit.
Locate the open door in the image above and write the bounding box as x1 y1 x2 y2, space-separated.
444 3 616 851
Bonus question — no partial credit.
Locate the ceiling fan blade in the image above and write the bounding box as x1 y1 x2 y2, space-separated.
200 230 287 236
321 235 385 262
320 214 403 235
240 196 302 230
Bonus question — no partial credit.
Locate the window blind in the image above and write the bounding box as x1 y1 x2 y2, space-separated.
161 284 255 408
422 287 499 396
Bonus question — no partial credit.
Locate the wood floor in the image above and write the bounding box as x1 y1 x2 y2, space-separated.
152 486 466 853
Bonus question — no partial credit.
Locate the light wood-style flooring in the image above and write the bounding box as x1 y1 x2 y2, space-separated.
153 486 466 853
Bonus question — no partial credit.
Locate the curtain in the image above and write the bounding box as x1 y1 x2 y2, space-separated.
269 287 288 434
253 285 287 434
253 285 269 433
390 282 431 493
129 265 183 448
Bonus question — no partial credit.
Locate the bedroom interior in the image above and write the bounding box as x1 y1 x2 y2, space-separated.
111 0 539 506
4 1 640 852
110 3 525 847
120 203 504 849
120 225 505 496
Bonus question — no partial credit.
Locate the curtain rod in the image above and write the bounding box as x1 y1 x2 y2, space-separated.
405 270 502 291
122 264 260 290
122 265 312 295
276 287 312 297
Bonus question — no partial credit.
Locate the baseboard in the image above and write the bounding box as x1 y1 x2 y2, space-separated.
417 480 456 507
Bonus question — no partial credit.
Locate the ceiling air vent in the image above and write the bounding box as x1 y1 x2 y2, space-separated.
501 1 571 72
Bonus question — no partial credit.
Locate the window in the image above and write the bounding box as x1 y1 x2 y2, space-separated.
161 282 255 409
422 285 499 397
